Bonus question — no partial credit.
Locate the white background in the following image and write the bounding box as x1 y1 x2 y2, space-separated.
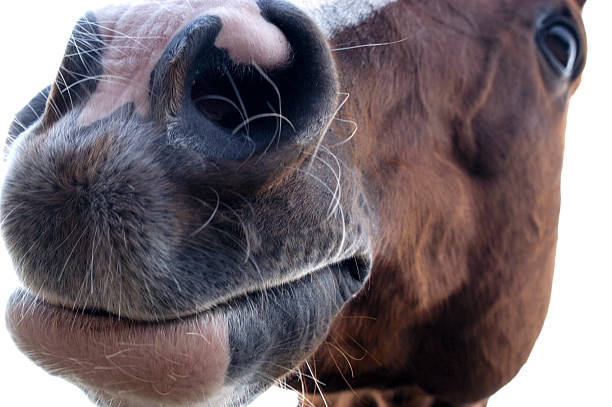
0 1 610 406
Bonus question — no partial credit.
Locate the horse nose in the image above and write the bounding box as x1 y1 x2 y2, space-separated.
150 1 339 161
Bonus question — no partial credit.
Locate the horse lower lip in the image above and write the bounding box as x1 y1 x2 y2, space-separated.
5 290 231 406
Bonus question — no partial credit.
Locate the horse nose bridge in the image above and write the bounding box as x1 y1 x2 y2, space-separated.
150 0 339 161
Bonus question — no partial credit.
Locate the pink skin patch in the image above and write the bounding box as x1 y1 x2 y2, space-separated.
6 291 230 406
79 0 291 125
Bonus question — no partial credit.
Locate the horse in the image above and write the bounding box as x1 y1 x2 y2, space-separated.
1 0 587 406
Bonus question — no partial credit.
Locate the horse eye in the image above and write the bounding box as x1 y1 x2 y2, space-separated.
537 17 581 78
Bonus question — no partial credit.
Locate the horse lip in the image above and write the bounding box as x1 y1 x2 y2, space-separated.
4 256 367 405
180 257 368 320
5 289 232 406
6 255 367 324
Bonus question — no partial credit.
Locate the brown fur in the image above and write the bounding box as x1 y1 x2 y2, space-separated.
290 0 587 405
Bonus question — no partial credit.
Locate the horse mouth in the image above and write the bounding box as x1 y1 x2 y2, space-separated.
6 288 232 406
5 258 366 406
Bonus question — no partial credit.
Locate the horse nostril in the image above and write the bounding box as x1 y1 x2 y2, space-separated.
190 64 289 142
192 71 242 129
150 3 338 162
191 67 246 130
